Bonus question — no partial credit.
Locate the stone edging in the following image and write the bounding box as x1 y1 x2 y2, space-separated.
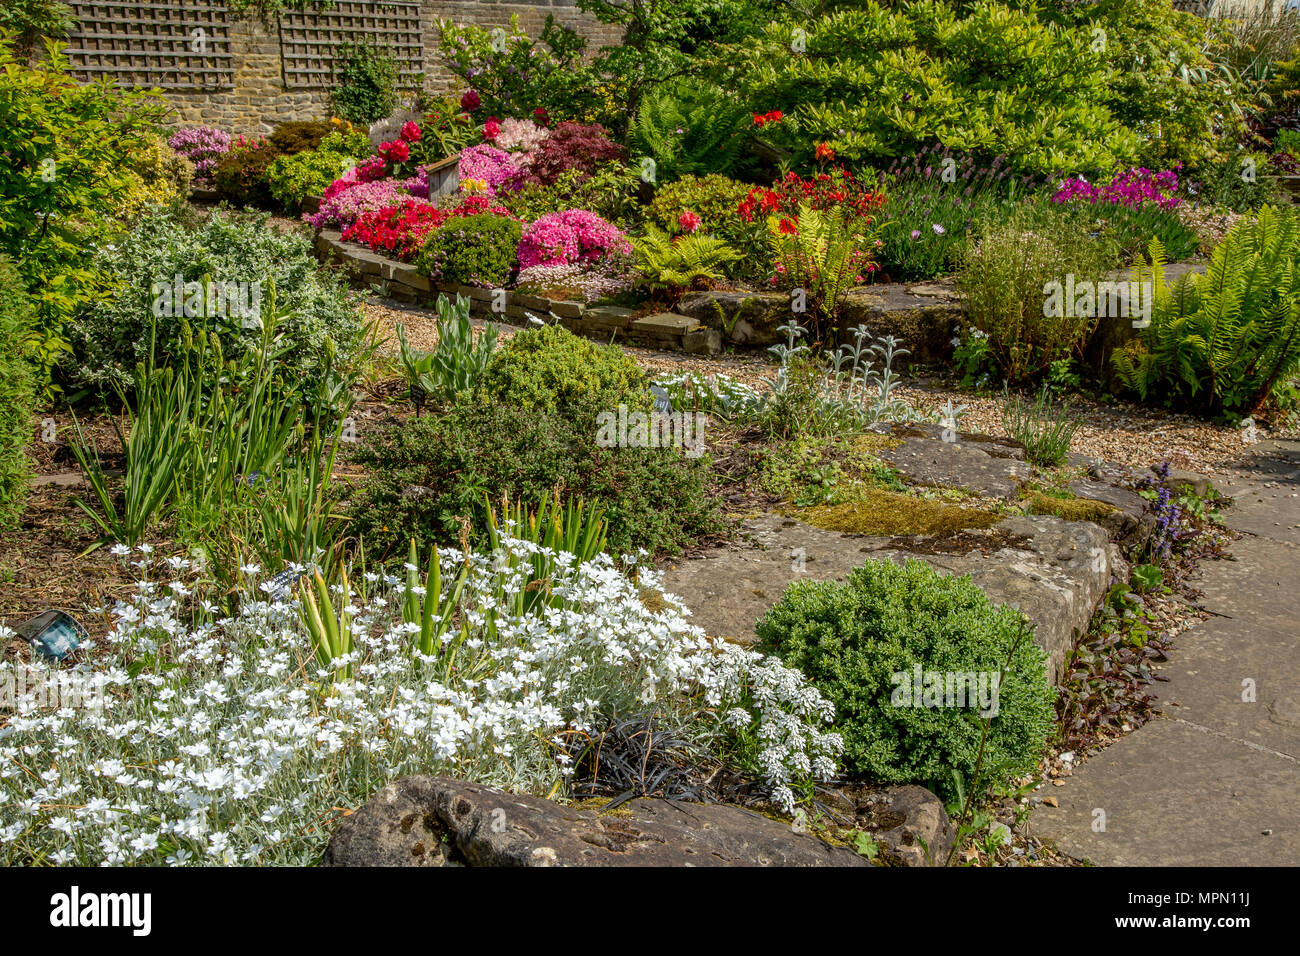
313 229 721 355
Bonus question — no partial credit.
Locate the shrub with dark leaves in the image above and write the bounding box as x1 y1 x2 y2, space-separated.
525 121 626 187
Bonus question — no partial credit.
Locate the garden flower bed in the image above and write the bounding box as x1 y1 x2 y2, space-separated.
4 1 1300 875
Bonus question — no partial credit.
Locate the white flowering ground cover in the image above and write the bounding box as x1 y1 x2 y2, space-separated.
0 537 840 866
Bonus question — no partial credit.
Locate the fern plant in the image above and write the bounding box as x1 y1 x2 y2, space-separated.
1114 207 1300 416
631 225 741 296
628 78 751 183
767 204 875 346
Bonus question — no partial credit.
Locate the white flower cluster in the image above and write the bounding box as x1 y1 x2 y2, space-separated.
0 538 840 865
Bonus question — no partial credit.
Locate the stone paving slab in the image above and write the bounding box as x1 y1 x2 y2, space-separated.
660 512 1116 682
1031 717 1299 866
1032 446 1300 866
1154 617 1300 757
1188 535 1300 633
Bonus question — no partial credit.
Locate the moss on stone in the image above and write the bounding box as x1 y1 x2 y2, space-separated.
1022 491 1117 522
793 489 1001 535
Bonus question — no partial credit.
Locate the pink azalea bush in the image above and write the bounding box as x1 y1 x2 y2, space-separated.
516 210 632 270
167 126 231 184
459 144 523 196
321 157 388 202
496 118 549 156
306 179 408 230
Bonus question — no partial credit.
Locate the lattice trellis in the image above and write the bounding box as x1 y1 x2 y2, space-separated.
64 2 235 90
279 1 423 90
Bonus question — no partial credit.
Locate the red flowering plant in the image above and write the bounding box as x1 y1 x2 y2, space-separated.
737 167 885 224
732 167 885 298
341 195 518 262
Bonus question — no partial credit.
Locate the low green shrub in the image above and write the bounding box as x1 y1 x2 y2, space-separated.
266 147 357 211
64 208 364 402
0 255 35 529
350 395 723 559
483 323 647 418
756 559 1056 799
646 174 753 240
957 203 1118 386
415 213 521 287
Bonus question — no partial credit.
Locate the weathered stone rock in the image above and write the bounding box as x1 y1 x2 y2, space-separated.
322 776 450 867
324 776 868 867
838 282 962 364
1153 464 1211 498
1066 479 1154 546
659 511 1117 681
676 290 790 346
630 312 700 336
846 784 956 867
877 432 1032 499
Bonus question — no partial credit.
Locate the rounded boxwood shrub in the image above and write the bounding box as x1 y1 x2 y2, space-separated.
756 559 1056 798
415 212 521 287
647 173 752 237
350 395 723 560
0 255 35 529
483 323 647 418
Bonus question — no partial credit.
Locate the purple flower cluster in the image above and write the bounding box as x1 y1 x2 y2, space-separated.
458 144 524 196
167 126 232 184
1148 461 1184 561
516 210 632 270
1052 167 1183 210
306 179 409 230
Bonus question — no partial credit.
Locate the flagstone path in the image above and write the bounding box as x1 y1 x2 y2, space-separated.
1031 439 1300 866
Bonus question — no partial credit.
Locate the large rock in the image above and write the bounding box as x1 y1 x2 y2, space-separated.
838 282 962 364
877 429 1032 499
676 290 791 347
324 776 869 867
659 512 1118 681
845 784 956 867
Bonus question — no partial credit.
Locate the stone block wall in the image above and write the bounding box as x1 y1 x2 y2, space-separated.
66 2 622 135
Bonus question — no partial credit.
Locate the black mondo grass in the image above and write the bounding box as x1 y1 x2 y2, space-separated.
561 710 713 810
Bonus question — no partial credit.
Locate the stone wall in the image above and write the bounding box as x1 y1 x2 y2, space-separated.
68 2 622 134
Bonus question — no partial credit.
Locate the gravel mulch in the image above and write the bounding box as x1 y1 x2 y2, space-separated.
365 296 1291 478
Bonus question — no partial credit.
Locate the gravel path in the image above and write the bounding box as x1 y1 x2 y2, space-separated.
362 297 1290 478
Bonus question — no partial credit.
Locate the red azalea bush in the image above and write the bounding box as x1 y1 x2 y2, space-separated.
342 195 516 262
737 168 885 224
525 122 626 187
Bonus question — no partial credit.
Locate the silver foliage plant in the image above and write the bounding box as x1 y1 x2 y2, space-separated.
657 322 927 428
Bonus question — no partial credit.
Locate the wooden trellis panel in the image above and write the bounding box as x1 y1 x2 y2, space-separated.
64 2 234 90
279 1 422 89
